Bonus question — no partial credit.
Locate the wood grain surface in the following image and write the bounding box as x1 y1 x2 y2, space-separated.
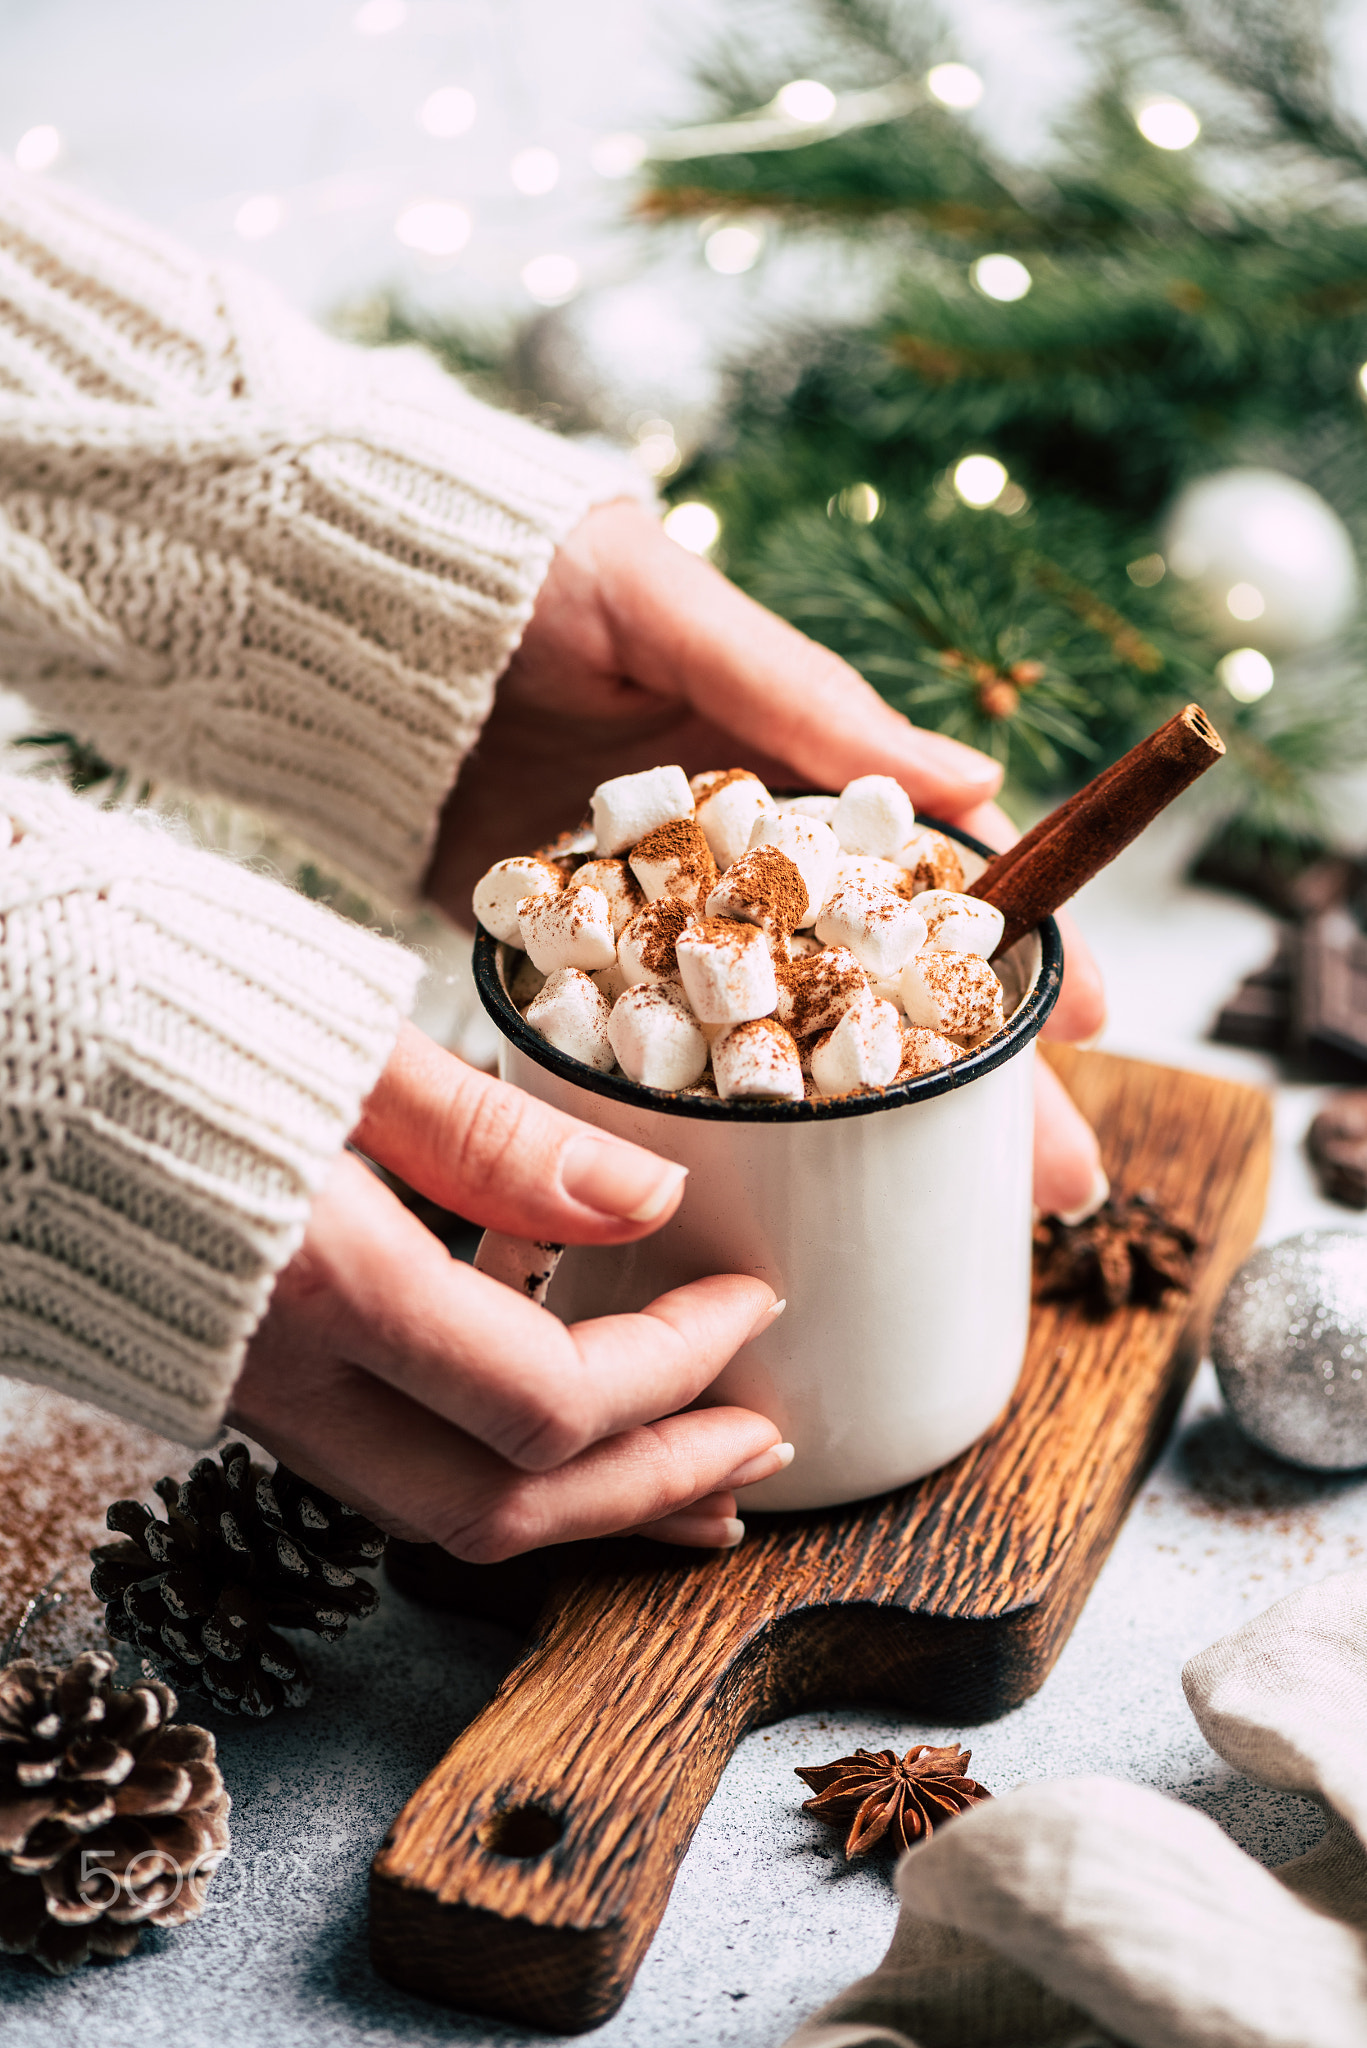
370 1048 1271 2032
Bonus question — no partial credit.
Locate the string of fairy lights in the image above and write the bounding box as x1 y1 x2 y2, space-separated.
8 9 1353 695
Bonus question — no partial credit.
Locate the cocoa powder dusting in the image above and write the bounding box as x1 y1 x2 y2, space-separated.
896 1027 962 1081
695 768 763 802
630 820 719 905
778 947 867 1037
0 1386 193 1661
734 1016 797 1050
690 917 763 953
715 847 807 934
630 898 693 973
901 831 965 896
534 826 594 877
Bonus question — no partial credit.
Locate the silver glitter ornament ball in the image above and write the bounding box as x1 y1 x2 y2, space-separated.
1212 1230 1367 1469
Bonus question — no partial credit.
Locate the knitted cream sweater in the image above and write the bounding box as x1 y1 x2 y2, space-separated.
0 166 638 1443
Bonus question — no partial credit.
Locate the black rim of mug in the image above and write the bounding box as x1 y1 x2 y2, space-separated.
472 813 1064 1124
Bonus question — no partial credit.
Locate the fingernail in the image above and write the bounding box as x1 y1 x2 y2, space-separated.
561 1136 687 1223
1056 1164 1110 1227
643 1512 745 1549
724 1442 795 1488
746 1296 786 1343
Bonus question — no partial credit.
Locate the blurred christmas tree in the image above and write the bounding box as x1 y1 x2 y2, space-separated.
625 0 1367 868
365 0 1367 882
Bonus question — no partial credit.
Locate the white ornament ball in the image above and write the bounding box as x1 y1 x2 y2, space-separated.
1163 467 1358 653
1211 1230 1367 1470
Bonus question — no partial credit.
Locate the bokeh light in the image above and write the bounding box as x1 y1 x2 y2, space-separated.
1217 648 1274 702
972 254 1032 302
829 483 881 523
510 147 560 196
592 132 647 179
355 0 406 34
926 64 983 110
1135 97 1200 150
704 225 762 274
776 80 837 124
953 455 1008 507
1226 582 1266 621
634 422 681 478
394 199 471 256
521 253 580 304
419 87 476 138
663 502 721 554
14 125 61 172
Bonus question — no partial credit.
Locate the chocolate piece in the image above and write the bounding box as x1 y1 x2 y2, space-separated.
1210 933 1294 1053
1308 1092 1367 1208
1295 908 1367 1072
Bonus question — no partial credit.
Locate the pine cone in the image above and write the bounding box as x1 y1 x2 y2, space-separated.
91 1446 386 1719
0 1650 228 1974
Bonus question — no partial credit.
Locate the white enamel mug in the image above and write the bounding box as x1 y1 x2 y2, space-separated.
473 824 1062 1512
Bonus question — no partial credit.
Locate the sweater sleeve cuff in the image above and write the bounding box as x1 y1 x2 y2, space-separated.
0 165 653 909
0 776 422 1446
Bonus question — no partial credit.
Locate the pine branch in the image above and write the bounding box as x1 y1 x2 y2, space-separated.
1129 0 1367 180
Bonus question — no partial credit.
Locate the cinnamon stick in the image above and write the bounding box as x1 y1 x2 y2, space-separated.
971 704 1225 956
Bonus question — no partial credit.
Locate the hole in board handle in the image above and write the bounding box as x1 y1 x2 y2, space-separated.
478 1804 564 1859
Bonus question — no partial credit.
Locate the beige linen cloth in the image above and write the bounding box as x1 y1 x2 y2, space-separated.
783 1570 1367 2048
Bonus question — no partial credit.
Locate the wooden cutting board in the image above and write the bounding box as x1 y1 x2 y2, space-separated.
370 1047 1271 2033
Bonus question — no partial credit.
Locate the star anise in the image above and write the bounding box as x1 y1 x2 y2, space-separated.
1032 1187 1199 1317
795 1743 991 1860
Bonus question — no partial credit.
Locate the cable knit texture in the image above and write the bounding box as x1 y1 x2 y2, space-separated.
0 772 421 1445
0 162 641 905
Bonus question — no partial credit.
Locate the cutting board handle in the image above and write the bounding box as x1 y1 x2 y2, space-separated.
370 1556 769 2033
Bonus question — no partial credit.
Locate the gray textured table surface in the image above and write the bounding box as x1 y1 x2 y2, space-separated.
4 815 1366 2048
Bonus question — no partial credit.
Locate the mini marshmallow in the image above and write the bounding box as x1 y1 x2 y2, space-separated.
518 886 616 974
917 889 1005 958
618 899 693 986
831 851 919 901
834 775 915 861
779 793 839 825
813 881 927 978
608 983 708 1091
712 1018 804 1102
787 932 822 959
705 846 807 937
508 955 548 1009
694 770 773 870
868 974 907 1014
896 1025 962 1080
628 819 718 913
899 951 1005 1043
568 858 645 935
591 957 630 1005
525 968 615 1073
676 918 779 1026
472 854 563 943
591 764 693 857
747 811 839 928
897 825 966 895
810 993 903 1096
536 822 597 866
774 945 868 1038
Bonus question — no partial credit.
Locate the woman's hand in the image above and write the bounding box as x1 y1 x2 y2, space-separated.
427 498 1108 1214
228 1025 791 1561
